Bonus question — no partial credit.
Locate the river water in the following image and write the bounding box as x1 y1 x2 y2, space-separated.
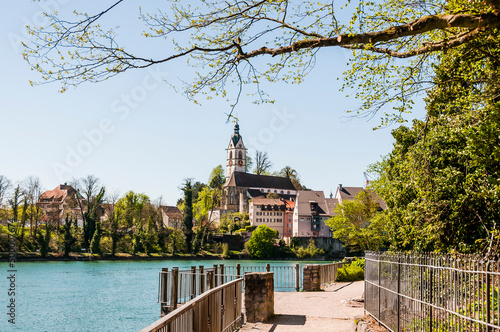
0 259 327 331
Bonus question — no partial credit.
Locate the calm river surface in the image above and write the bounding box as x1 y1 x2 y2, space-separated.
0 259 327 331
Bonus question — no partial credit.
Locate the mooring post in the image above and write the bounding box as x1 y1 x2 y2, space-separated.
266 264 270 272
213 264 218 287
220 264 225 284
171 267 179 311
191 266 197 299
199 265 205 294
236 263 241 277
160 268 169 317
207 270 214 290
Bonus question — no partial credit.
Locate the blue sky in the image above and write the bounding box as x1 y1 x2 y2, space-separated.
0 1 426 205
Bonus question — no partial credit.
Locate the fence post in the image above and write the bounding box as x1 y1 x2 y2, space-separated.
191 266 197 299
378 257 381 323
486 261 491 332
429 258 433 332
295 264 300 292
171 267 179 311
160 268 169 317
266 264 270 272
397 257 401 332
199 266 205 294
236 263 241 277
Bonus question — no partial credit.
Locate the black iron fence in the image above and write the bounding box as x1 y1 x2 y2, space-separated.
365 252 500 331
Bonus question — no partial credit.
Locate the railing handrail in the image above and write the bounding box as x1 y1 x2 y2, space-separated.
141 278 243 332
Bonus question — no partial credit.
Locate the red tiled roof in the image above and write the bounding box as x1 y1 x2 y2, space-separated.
39 184 75 203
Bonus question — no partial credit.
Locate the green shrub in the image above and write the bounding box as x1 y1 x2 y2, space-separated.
336 258 365 282
221 243 229 257
293 238 325 258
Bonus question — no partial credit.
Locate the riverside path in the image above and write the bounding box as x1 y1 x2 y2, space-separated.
239 280 365 332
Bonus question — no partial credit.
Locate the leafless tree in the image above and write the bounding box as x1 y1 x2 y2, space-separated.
254 151 272 175
0 175 12 207
23 176 44 237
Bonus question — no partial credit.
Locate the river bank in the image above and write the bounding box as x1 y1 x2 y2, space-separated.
0 251 332 262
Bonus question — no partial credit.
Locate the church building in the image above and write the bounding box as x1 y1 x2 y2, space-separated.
220 124 297 213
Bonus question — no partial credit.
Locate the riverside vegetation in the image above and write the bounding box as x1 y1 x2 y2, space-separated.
0 170 324 260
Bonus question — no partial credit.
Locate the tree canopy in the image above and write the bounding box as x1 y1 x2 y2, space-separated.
247 224 278 258
22 0 500 123
370 33 500 256
326 190 387 251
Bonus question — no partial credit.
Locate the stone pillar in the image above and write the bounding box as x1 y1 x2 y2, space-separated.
244 272 274 322
303 265 321 291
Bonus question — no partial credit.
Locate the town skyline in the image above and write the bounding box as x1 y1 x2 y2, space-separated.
0 2 427 205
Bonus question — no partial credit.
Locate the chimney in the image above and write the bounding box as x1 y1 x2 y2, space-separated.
339 184 342 191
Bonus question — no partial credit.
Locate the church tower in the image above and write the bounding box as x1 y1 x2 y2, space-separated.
226 123 246 178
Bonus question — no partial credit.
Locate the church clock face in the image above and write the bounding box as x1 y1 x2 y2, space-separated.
229 160 233 166
238 160 243 166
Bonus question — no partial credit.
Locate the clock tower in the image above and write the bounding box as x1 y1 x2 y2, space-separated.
226 123 246 178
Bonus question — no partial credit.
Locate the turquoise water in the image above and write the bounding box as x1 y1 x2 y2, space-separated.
0 259 324 331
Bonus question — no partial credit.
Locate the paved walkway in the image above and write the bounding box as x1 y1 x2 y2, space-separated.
239 281 365 332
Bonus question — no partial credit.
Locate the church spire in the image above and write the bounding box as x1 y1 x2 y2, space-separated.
226 123 246 178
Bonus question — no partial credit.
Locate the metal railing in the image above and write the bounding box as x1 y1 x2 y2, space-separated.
365 252 500 331
224 263 302 291
318 262 344 287
143 278 243 332
159 263 304 311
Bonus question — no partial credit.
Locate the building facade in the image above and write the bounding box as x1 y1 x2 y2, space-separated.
220 124 298 213
160 206 183 228
292 191 335 238
249 198 285 237
37 184 87 226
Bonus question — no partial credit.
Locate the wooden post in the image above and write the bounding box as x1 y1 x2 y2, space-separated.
220 264 225 285
213 264 218 287
171 267 179 311
160 268 169 317
295 264 300 292
207 270 214 290
199 265 205 294
266 264 270 272
191 266 197 299
236 264 241 277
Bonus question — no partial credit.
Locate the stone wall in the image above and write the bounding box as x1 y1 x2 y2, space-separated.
302 265 321 291
244 272 274 322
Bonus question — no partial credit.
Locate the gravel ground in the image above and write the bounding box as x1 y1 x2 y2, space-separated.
238 281 365 332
